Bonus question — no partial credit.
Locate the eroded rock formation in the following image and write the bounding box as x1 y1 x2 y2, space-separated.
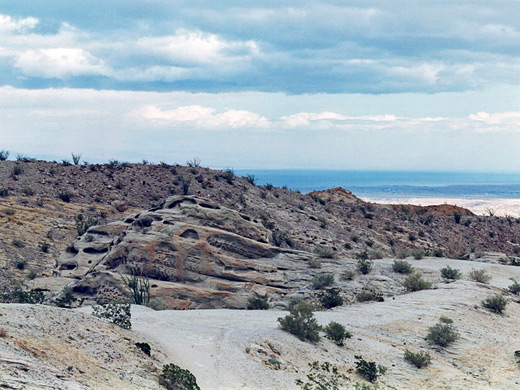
56 196 313 309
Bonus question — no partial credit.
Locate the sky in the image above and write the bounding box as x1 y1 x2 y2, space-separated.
1 1 520 171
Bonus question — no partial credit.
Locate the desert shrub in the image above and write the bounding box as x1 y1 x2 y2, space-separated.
356 290 384 303
468 269 491 283
296 361 349 390
121 267 150 305
0 328 7 338
481 294 507 314
0 188 8 197
61 159 72 166
54 288 77 308
160 363 200 390
222 168 235 184
308 258 322 269
317 288 344 309
92 302 131 329
440 266 461 281
357 258 373 275
39 241 50 253
453 211 462 224
58 191 72 202
0 286 44 304
312 273 334 289
278 303 321 342
403 273 431 292
186 157 201 168
11 165 23 176
71 153 82 165
341 269 356 281
433 249 444 257
247 296 269 310
439 316 453 324
411 249 424 260
314 245 335 259
426 320 459 347
0 150 9 161
404 350 431 368
368 250 383 260
508 278 520 294
27 270 37 280
354 356 386 383
392 260 412 274
323 321 351 346
16 154 33 162
12 239 24 248
15 259 26 270
75 214 98 236
244 174 257 185
3 208 15 215
135 342 151 356
180 176 191 195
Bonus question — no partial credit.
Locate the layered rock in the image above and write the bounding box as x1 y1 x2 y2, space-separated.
56 196 313 309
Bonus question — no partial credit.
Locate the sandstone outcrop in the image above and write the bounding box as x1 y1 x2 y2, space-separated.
56 196 313 309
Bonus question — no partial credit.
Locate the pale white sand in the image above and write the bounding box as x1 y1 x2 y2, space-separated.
128 258 520 390
362 196 520 217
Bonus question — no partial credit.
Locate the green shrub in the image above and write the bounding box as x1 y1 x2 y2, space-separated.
223 168 235 184
314 245 335 259
341 269 356 281
58 191 72 202
508 278 520 294
278 303 321 342
0 188 8 197
453 211 462 223
357 258 373 275
54 288 77 308
403 273 431 292
468 269 491 283
426 320 459 348
396 249 409 259
0 150 9 161
15 259 26 270
39 241 50 253
392 260 413 274
481 294 507 314
404 350 431 368
356 289 384 303
71 153 82 165
296 361 349 390
135 342 151 356
121 267 150 305
411 249 424 260
75 214 98 236
354 355 386 383
440 266 461 281
308 258 322 269
247 296 269 310
312 273 334 289
0 286 44 304
92 302 131 329
12 239 24 248
11 164 23 176
160 363 200 390
368 250 383 260
244 174 257 185
317 288 344 309
323 321 351 346
439 316 453 324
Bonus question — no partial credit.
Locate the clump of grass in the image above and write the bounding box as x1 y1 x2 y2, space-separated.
404 350 431 368
356 289 384 303
468 269 491 284
312 273 334 289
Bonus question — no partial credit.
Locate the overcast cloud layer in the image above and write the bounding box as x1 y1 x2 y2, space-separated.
0 2 519 170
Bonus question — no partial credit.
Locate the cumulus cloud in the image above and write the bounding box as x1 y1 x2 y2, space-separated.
138 104 270 129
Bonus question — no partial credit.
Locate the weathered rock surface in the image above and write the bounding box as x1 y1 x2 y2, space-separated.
0 303 166 390
55 196 315 309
